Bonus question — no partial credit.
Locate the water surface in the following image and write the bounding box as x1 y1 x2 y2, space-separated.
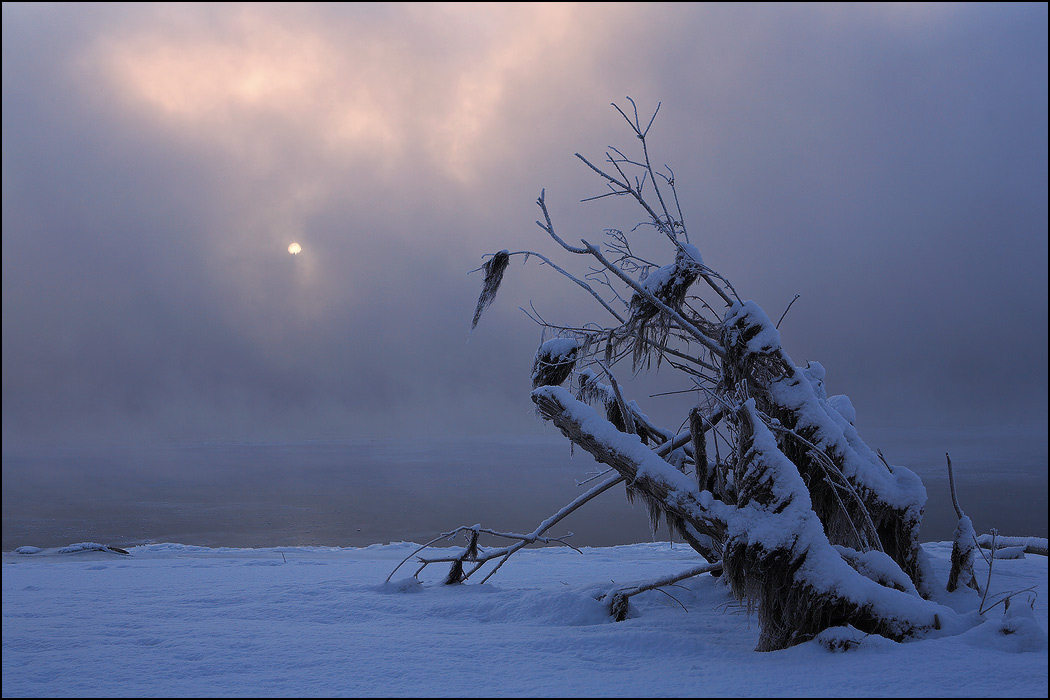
3 426 1046 552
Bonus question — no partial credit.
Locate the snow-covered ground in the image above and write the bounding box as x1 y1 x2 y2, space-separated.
3 539 1046 697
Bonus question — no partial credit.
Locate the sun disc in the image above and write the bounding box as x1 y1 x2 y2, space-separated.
288 242 302 255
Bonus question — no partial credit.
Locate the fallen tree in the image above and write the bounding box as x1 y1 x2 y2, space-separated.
395 98 1031 651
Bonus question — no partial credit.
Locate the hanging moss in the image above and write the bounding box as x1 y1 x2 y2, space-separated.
531 337 580 389
470 250 511 333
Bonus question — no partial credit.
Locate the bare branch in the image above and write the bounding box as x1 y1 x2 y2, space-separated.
946 452 964 519
390 473 628 586
536 188 588 254
775 294 801 330
504 245 626 324
602 561 722 621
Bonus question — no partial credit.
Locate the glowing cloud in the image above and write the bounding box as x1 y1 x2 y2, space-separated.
90 4 595 182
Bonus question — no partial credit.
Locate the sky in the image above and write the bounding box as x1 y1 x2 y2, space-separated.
2 2 1047 446
2 540 1047 696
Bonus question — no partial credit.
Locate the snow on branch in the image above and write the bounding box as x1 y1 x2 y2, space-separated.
453 96 1012 651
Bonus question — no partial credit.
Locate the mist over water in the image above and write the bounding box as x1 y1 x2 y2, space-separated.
3 425 1046 553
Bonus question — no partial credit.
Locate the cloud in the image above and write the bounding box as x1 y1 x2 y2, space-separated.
89 3 621 182
2 3 1046 445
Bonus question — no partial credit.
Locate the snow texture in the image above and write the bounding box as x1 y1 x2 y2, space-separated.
828 394 857 426
3 540 1045 697
535 337 580 362
677 242 703 267
977 534 1050 555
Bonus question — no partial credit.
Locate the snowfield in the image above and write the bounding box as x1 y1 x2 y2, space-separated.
2 539 1046 698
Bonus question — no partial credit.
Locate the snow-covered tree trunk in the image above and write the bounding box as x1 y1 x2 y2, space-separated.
721 300 931 595
532 378 942 651
944 453 981 593
450 97 995 651
723 400 937 650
